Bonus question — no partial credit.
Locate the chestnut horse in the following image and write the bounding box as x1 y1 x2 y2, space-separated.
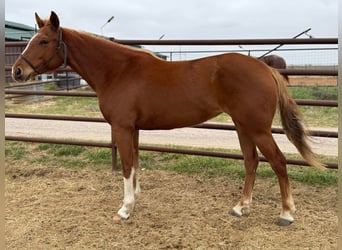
12 12 324 226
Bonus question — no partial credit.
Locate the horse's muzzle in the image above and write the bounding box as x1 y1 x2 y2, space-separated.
12 65 32 82
14 66 23 80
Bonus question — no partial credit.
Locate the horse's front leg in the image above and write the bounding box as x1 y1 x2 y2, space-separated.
112 127 140 221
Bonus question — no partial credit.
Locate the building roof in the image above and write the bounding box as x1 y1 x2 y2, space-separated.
5 20 36 41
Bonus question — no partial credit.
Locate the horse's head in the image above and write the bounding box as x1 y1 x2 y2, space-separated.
12 11 67 82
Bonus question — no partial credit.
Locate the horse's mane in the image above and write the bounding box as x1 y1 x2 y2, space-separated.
73 29 163 60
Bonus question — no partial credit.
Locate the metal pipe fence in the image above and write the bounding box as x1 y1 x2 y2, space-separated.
5 38 338 170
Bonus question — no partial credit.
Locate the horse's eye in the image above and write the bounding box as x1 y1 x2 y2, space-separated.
39 40 49 45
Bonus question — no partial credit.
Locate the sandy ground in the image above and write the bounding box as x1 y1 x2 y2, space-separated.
5 162 337 249
289 76 337 86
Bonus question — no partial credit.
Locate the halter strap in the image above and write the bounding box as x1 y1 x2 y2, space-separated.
20 53 39 74
20 29 68 75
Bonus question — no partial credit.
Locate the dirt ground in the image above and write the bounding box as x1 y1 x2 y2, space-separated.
5 163 337 249
289 76 337 86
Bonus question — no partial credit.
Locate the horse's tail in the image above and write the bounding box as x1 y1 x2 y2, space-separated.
270 68 325 170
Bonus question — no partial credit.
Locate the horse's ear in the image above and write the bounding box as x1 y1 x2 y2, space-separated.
35 13 45 29
50 11 60 30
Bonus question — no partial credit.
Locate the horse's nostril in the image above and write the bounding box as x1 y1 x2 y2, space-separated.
16 67 22 77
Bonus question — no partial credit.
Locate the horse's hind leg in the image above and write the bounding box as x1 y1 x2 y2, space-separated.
253 131 296 226
231 124 259 217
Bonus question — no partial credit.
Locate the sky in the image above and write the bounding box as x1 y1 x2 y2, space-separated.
5 0 338 64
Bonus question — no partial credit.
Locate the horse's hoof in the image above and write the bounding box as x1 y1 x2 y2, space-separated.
230 209 242 217
113 214 126 222
277 218 293 226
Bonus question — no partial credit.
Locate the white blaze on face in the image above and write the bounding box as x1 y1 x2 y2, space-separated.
21 33 38 55
12 34 39 78
117 168 136 219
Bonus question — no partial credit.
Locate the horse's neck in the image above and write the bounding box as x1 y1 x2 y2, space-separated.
62 28 130 92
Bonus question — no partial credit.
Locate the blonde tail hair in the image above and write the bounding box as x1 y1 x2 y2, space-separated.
271 68 325 170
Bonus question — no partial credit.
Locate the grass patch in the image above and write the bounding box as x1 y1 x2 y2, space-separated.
5 142 28 160
288 86 337 100
142 152 246 179
37 144 85 157
287 166 337 186
140 150 337 186
85 148 112 165
298 106 338 127
5 95 101 117
5 142 338 186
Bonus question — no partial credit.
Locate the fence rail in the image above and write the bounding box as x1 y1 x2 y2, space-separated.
5 38 338 48
5 38 338 170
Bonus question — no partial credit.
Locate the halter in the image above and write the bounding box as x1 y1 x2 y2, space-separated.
20 29 68 75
